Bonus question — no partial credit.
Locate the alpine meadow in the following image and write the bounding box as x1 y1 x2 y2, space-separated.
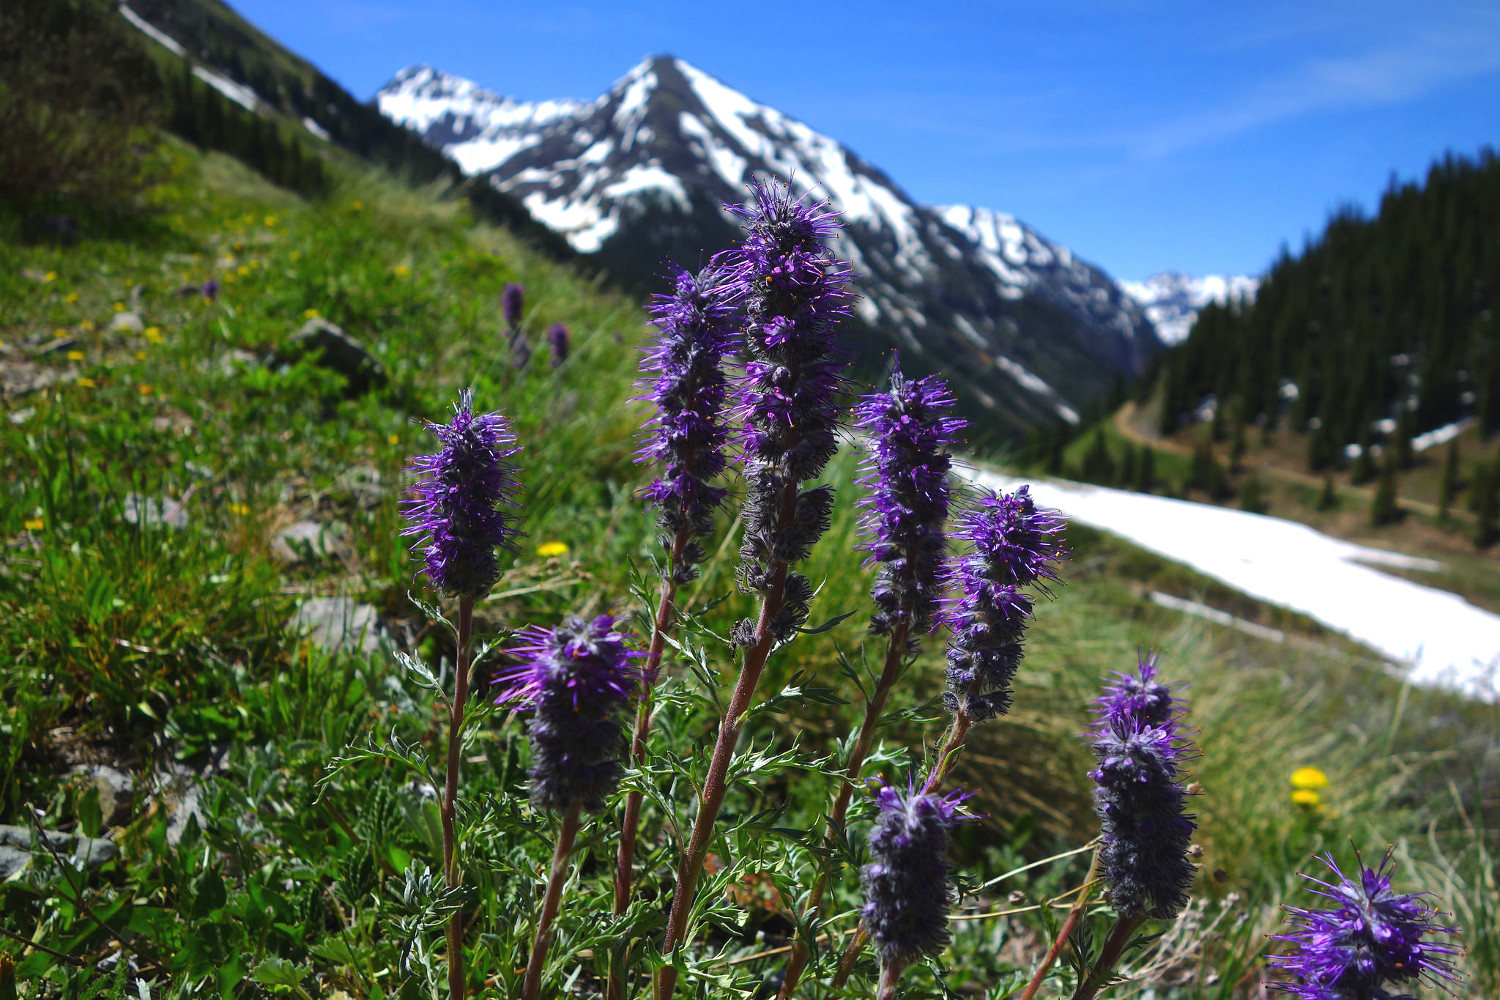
1 1 1497 998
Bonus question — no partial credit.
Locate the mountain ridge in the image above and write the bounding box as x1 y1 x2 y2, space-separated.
378 55 1165 435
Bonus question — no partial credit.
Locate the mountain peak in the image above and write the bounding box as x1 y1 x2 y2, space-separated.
378 57 1162 432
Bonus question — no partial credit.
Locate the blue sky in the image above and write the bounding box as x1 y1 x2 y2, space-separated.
235 0 1500 282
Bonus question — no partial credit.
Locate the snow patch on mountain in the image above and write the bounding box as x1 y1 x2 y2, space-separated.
376 56 1162 428
1120 272 1260 345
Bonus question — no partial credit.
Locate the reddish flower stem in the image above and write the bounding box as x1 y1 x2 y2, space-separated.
608 525 691 1000
653 482 799 1000
1070 914 1144 1000
1017 851 1101 1000
444 597 475 1000
521 805 582 1000
875 958 907 1000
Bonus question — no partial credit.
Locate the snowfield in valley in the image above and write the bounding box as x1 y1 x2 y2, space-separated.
960 468 1500 701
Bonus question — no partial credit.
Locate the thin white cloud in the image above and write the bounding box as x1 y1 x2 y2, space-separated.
1136 13 1500 158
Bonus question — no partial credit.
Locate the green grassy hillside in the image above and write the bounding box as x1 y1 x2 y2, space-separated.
2 136 1495 997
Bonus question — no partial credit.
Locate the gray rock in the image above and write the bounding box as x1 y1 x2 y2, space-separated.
288 596 386 656
212 348 260 377
123 493 189 530
69 764 135 827
285 318 386 393
0 824 116 878
109 311 145 333
335 465 384 508
271 521 334 564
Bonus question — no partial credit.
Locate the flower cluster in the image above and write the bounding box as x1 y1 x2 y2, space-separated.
860 782 967 969
725 180 851 644
503 283 530 367
1269 852 1459 1000
1089 654 1197 920
941 486 1066 722
854 364 966 637
636 263 736 585
502 283 524 330
401 390 523 598
495 614 640 813
547 323 569 368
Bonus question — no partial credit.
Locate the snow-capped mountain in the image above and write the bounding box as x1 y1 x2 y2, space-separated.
379 57 1163 432
1118 272 1260 346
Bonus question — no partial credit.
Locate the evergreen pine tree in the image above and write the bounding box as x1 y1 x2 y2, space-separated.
1475 461 1498 548
1350 426 1375 485
1317 475 1338 511
1135 446 1156 494
1082 426 1115 484
1238 473 1267 514
1438 439 1461 520
1395 405 1415 469
1229 406 1247 471
1371 447 1400 527
1190 437 1214 495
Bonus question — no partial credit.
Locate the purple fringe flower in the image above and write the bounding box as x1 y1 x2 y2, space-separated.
941 486 1066 722
724 179 852 645
1269 851 1460 1000
854 362 966 637
1089 654 1197 920
502 283 524 330
401 391 523 598
636 263 735 585
860 780 968 968
494 614 640 813
1095 652 1180 734
547 323 570 367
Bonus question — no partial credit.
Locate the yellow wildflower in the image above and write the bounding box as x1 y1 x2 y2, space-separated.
113 301 125 311
237 264 251 276
388 434 401 446
1290 767 1329 790
66 350 85 361
137 384 153 396
264 215 279 227
304 308 320 319
136 351 148 361
64 291 79 303
228 503 251 516
1290 788 1322 808
43 272 56 283
393 264 411 277
79 321 94 332
537 541 569 558
351 200 364 211
76 377 97 388
24 518 44 531
290 250 301 261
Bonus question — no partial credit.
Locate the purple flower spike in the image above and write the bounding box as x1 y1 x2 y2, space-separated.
1089 654 1197 920
941 486 1067 723
1270 851 1460 1000
724 179 852 642
1095 652 1181 735
636 263 735 585
494 614 640 813
854 361 966 637
502 283 524 330
202 278 219 302
401 390 523 598
547 323 569 367
860 780 969 968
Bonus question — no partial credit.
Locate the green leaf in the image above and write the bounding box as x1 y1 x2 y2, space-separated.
249 956 310 988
